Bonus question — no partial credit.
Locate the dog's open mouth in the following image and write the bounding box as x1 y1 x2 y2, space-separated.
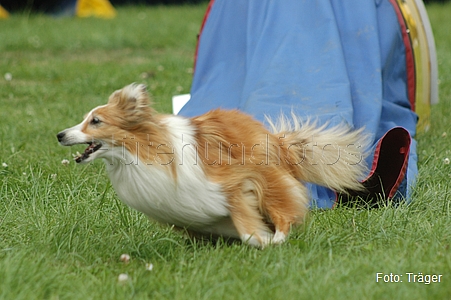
73 142 102 163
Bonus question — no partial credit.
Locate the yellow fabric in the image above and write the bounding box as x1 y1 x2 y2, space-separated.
76 0 117 19
0 5 10 19
397 0 432 132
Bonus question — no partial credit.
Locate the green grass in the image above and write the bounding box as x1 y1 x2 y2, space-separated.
1 3 451 299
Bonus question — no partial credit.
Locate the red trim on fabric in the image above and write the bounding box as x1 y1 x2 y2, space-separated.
388 131 411 198
363 137 383 182
333 138 379 208
388 0 416 111
193 0 215 72
366 127 411 199
333 131 383 207
334 127 411 206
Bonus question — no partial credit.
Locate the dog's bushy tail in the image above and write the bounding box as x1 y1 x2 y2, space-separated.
266 113 370 193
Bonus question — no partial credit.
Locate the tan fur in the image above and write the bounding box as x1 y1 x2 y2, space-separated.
58 84 369 247
266 113 369 192
80 85 178 176
189 110 314 243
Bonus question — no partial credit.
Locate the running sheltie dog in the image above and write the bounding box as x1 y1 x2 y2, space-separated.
57 84 368 247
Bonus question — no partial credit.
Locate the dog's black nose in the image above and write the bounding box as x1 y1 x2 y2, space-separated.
57 132 65 142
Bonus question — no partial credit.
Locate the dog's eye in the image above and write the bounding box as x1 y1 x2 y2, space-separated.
91 117 101 125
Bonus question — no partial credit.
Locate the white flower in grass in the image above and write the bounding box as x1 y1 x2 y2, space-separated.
145 263 153 271
444 158 450 165
22 172 27 176
2 162 7 167
118 273 129 283
61 159 70 166
4 73 12 81
120 254 130 263
50 174 57 180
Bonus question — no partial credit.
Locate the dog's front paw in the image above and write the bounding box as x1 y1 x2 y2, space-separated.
241 231 288 248
241 234 263 247
241 231 275 248
271 230 287 244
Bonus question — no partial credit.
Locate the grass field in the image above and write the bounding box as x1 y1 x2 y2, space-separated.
1 3 451 299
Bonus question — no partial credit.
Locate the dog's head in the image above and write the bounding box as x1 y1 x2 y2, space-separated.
56 83 156 164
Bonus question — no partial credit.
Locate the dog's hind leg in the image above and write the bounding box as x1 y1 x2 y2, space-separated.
263 175 310 244
226 179 273 248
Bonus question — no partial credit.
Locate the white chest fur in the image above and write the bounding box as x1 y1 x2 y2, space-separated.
102 116 235 236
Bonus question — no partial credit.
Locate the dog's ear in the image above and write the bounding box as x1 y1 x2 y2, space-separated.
108 83 154 113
